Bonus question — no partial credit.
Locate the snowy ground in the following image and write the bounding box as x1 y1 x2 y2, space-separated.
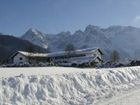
96 85 140 105
0 67 97 78
1 67 140 105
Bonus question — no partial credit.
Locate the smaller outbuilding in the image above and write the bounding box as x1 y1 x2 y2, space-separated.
9 51 48 65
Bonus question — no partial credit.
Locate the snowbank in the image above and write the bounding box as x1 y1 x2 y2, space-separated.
1 67 140 105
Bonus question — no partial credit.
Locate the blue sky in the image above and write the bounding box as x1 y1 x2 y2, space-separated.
0 0 140 36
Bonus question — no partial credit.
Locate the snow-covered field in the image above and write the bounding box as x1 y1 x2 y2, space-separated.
1 67 140 105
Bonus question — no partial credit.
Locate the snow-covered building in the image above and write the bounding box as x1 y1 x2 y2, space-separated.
10 48 103 66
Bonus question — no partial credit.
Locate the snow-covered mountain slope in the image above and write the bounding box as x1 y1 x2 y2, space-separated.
21 25 140 61
22 28 48 49
1 67 140 105
103 26 140 60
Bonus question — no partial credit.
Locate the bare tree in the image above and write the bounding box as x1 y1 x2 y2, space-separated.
110 50 120 64
65 43 75 52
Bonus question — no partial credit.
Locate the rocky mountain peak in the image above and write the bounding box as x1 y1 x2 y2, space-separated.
21 28 48 49
84 25 101 33
28 28 39 35
22 28 45 40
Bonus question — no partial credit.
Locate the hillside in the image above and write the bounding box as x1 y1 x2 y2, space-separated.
0 35 47 61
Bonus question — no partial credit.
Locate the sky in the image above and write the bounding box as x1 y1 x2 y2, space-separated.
0 0 140 36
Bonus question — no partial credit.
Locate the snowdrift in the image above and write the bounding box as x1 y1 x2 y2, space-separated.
1 67 140 105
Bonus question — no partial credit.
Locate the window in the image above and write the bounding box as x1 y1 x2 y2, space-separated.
19 57 23 60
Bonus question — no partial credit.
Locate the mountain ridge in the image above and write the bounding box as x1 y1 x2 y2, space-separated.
22 25 136 61
0 25 135 61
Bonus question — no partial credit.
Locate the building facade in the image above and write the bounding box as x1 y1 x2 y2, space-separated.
10 48 103 66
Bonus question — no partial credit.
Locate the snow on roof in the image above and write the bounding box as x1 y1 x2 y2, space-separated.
18 51 48 57
17 47 101 58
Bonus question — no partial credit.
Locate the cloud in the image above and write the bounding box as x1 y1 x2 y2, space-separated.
134 16 140 23
132 16 140 27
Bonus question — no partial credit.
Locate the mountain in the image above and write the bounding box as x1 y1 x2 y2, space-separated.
0 35 47 61
21 25 140 61
103 26 140 60
22 28 48 49
22 26 113 60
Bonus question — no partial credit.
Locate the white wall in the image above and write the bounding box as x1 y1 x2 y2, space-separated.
13 53 28 64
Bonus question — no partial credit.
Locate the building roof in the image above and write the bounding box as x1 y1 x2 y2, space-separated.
13 47 103 58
